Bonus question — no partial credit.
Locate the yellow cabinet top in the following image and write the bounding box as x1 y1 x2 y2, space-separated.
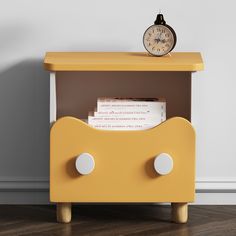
44 52 204 72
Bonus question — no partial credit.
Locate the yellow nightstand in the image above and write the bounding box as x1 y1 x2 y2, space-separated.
44 52 204 223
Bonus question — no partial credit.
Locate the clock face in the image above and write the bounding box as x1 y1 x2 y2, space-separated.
143 24 176 56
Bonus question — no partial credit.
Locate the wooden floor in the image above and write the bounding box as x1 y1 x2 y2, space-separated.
0 205 236 235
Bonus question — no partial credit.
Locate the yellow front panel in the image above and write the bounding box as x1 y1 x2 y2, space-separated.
50 117 195 203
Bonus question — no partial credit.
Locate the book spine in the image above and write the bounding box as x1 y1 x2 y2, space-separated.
94 110 165 117
88 116 164 124
90 124 155 131
97 102 166 112
97 97 165 102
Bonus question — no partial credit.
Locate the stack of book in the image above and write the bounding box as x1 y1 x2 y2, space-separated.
87 97 166 130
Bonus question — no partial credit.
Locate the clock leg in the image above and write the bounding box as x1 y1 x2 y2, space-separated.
171 202 188 223
57 203 72 223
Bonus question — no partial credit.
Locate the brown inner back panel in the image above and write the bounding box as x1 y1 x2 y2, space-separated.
56 71 191 121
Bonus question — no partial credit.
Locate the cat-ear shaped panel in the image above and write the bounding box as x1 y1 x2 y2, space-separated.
50 117 195 203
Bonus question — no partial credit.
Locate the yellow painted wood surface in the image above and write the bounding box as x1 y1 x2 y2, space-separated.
50 117 195 203
44 52 204 71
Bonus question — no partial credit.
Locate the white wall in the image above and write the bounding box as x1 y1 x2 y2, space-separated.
0 0 236 204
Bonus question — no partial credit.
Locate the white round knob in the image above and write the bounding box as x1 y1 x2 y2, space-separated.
75 153 95 175
154 153 173 175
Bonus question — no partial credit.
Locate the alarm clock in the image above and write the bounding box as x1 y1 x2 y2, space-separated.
143 13 177 57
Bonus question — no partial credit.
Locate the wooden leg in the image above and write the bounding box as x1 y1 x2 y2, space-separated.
57 203 72 223
171 202 188 223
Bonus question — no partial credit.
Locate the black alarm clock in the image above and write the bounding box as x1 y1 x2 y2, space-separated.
143 13 177 56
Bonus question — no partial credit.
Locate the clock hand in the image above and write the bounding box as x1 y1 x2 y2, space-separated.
155 38 161 44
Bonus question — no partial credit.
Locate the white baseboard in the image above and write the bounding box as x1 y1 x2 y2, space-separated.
0 177 49 204
196 177 236 191
194 178 236 204
0 177 49 191
0 177 236 204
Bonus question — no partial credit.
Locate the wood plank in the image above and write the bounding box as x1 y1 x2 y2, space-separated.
44 52 204 72
1 205 236 235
